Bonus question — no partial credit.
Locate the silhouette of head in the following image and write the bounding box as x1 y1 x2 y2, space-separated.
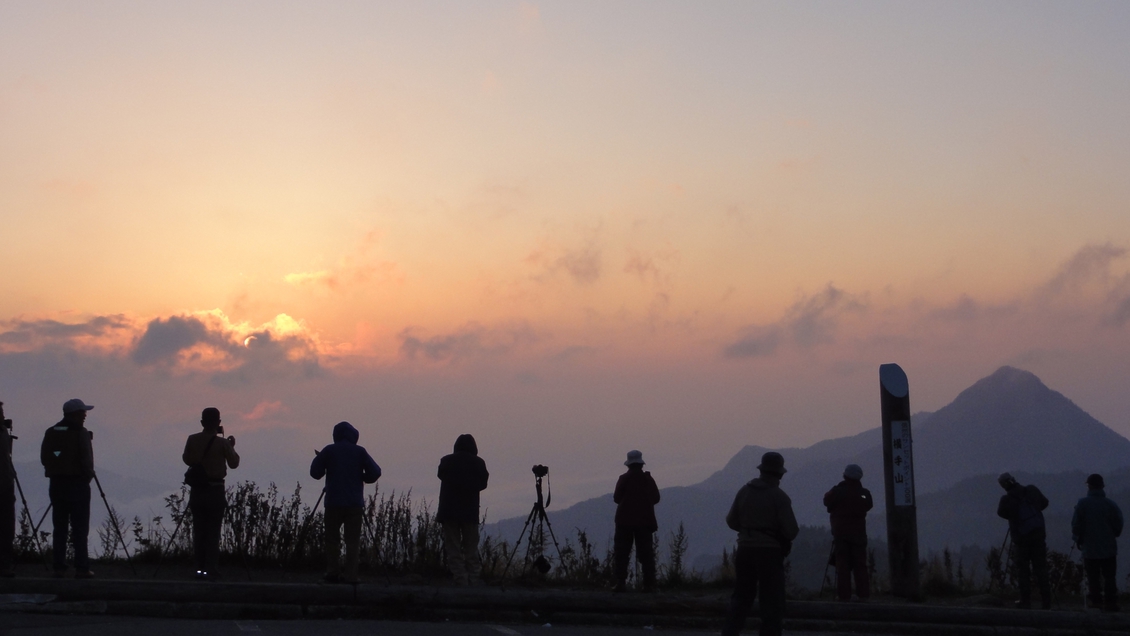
624 450 645 467
843 464 863 481
998 472 1018 490
1087 473 1105 489
758 451 786 477
454 433 478 455
62 398 93 424
201 407 221 428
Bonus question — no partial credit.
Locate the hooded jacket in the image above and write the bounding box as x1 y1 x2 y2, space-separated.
436 434 489 524
1072 488 1124 560
726 476 799 550
614 466 660 531
823 478 873 540
310 422 381 508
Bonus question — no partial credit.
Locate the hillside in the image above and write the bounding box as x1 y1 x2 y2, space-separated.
489 366 1130 567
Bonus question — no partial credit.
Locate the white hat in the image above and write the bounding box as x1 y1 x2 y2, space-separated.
63 398 94 414
624 450 645 466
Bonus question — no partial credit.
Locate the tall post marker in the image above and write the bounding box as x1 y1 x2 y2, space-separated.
880 363 920 599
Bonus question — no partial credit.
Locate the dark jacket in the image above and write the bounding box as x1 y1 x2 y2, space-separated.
726 476 800 550
613 466 660 531
1072 488 1124 560
997 483 1049 537
310 422 381 509
40 420 94 480
823 478 873 540
436 434 489 524
1 424 12 481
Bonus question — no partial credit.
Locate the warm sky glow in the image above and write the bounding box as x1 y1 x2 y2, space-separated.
3 1 1130 519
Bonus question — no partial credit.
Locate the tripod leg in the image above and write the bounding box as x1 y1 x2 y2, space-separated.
820 541 834 598
537 507 570 577
32 503 52 571
502 506 539 578
11 469 44 556
291 489 326 565
93 472 137 575
151 505 189 579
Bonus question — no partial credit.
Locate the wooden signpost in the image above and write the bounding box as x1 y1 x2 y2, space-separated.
879 363 920 599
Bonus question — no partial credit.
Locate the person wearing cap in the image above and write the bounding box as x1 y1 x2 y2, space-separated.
996 472 1050 609
722 451 798 636
1072 473 1124 611
612 449 661 592
436 434 487 586
40 398 96 578
182 407 239 580
823 464 874 602
311 421 381 584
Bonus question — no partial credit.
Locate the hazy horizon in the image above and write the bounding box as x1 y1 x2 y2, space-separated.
3 1 1130 519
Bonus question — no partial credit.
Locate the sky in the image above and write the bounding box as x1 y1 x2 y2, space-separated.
2 1 1130 521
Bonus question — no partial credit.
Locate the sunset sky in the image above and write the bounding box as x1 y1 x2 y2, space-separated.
3 1 1130 520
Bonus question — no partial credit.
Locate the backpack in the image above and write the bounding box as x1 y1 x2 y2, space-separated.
183 435 217 488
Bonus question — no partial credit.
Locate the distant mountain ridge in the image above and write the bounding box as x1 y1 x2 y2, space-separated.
490 366 1130 563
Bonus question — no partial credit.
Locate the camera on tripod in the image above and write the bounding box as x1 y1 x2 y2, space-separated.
531 464 548 478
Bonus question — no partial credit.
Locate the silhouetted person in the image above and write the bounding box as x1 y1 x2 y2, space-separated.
823 464 873 602
1072 473 1124 611
182 407 239 580
996 472 1050 609
0 401 14 577
40 398 95 579
612 449 660 593
310 421 381 584
722 452 799 636
436 434 488 586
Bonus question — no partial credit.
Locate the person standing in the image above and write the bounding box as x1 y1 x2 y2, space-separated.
40 398 96 579
996 472 1051 609
0 401 14 578
1072 473 1124 612
436 434 488 586
310 421 381 584
722 451 799 636
823 464 873 602
182 407 239 580
612 449 660 593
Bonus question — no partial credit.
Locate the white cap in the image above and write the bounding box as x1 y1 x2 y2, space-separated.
624 450 645 466
62 398 94 414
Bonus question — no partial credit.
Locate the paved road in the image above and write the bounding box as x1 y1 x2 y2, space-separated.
0 615 915 636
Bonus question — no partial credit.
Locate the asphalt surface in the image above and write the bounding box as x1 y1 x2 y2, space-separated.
0 615 901 636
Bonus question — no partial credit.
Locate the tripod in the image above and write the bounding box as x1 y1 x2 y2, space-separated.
6 427 48 560
503 471 569 578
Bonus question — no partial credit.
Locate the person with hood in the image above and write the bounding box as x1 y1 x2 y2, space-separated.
612 449 660 592
41 398 96 579
182 407 239 580
823 464 874 602
996 472 1050 609
1072 473 1124 611
310 421 381 584
436 434 489 586
722 451 799 636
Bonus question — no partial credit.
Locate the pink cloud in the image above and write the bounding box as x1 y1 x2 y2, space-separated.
241 400 288 421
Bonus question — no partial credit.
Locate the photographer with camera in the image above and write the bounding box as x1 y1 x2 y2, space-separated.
40 398 96 579
437 434 488 586
182 407 239 580
1 401 14 577
612 450 660 593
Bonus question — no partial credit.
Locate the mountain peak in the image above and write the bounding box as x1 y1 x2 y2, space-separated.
981 365 1046 390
